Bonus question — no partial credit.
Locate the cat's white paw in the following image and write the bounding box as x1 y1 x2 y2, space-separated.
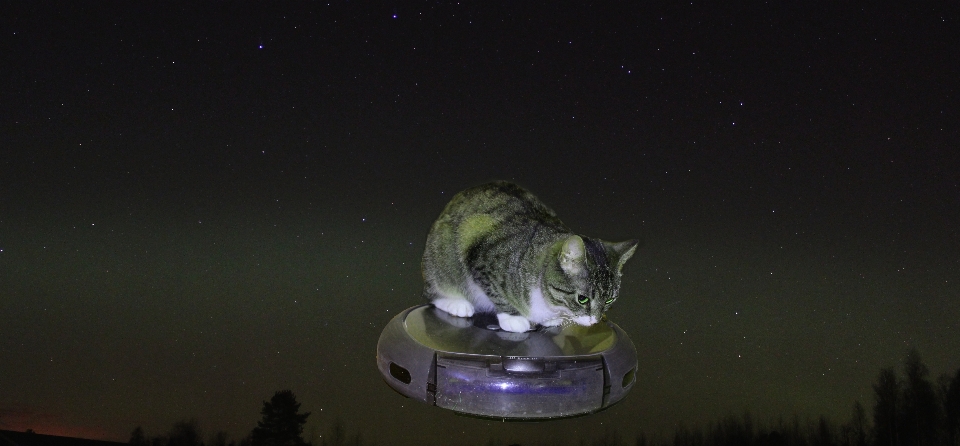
433 307 475 328
433 298 475 317
497 313 532 333
541 318 564 327
573 315 598 326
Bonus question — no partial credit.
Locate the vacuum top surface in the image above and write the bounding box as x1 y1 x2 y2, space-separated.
403 305 618 358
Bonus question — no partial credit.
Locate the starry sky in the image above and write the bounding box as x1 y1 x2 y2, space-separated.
1 2 958 445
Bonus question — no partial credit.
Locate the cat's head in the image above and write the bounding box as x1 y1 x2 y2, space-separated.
544 235 638 326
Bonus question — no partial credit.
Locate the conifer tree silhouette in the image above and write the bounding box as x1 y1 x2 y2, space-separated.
209 431 229 446
945 368 960 446
849 401 868 446
251 390 311 446
902 349 940 446
873 367 902 446
168 419 203 446
130 427 148 446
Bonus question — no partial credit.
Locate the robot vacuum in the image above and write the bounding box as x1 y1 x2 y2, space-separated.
376 304 637 419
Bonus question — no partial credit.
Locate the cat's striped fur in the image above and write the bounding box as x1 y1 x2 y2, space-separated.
422 181 638 333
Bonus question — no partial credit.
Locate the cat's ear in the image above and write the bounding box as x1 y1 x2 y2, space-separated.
611 239 639 273
560 235 585 275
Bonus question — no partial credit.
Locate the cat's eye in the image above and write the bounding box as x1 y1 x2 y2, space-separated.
605 299 615 305
577 295 589 305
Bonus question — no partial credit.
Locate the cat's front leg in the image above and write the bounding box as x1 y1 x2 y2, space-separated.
497 313 532 333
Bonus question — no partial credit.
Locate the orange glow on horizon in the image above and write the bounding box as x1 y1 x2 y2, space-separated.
1 423 118 442
0 406 119 442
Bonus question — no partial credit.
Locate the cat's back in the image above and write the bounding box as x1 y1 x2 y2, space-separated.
440 181 562 225
425 182 568 292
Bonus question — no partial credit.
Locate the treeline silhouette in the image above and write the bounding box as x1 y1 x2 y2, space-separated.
129 349 959 446
129 391 377 446
551 348 958 446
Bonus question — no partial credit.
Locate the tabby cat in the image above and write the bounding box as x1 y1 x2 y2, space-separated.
421 181 638 333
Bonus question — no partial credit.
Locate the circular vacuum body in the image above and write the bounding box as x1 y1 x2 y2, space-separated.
376 305 637 419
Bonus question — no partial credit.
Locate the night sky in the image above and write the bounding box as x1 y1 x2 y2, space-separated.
1 2 958 445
